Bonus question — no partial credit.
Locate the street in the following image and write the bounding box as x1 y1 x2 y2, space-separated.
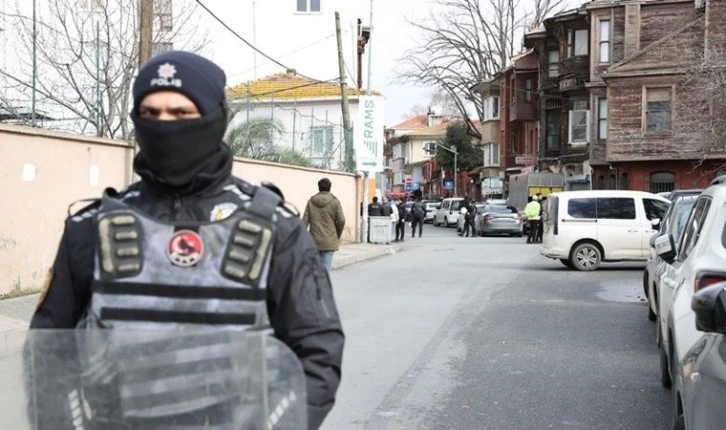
322 224 672 430
0 224 673 430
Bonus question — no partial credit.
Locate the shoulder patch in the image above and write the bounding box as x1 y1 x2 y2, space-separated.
68 199 101 222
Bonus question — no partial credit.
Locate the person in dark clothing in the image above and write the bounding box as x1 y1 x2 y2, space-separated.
368 196 383 216
27 51 344 430
395 199 406 242
461 197 477 237
381 198 393 217
410 197 425 238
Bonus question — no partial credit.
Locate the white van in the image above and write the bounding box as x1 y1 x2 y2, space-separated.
540 190 670 271
433 197 464 227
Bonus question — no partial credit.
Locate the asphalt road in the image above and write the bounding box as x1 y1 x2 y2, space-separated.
322 223 672 430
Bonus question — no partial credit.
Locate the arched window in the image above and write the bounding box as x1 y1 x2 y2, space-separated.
650 172 675 193
619 172 629 190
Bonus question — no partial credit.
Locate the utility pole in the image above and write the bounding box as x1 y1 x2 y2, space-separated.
31 0 36 126
335 11 355 173
138 0 154 68
431 142 458 196
366 0 374 93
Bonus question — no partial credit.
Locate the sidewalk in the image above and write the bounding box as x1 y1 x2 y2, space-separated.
0 242 402 332
331 242 402 270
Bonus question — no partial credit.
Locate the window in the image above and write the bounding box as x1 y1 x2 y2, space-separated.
546 110 561 150
597 198 636 219
311 126 333 154
483 96 499 120
599 20 611 63
482 143 499 167
574 29 589 56
598 98 608 139
678 198 711 260
650 172 675 194
548 50 560 78
569 100 590 145
153 42 173 55
155 0 173 31
645 88 672 132
643 198 670 221
525 78 533 101
297 0 321 12
568 198 596 218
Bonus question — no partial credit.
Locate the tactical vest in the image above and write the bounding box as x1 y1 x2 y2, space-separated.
77 186 281 423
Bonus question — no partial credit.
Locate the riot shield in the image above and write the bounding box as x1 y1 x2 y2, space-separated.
0 329 307 429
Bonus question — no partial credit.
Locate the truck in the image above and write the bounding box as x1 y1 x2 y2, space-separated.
506 172 565 213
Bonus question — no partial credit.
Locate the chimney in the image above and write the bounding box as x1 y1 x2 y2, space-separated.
623 4 641 58
426 107 435 127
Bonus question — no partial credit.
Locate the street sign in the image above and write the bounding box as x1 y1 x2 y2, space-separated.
516 156 535 166
444 180 454 191
405 184 413 192
354 95 385 173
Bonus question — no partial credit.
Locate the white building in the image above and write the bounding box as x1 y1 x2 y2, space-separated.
227 72 383 171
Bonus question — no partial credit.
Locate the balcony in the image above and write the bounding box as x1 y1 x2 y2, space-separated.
560 56 589 75
510 102 537 122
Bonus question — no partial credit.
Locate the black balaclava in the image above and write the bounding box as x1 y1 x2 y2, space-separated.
130 51 232 195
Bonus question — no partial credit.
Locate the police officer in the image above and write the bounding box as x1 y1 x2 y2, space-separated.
28 51 344 430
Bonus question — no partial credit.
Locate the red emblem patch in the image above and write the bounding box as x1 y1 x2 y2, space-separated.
167 230 204 267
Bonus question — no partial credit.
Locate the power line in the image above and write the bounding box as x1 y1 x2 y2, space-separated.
195 0 329 84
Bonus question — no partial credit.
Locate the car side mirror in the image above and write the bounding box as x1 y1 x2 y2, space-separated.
649 233 659 248
650 218 661 230
692 282 726 334
654 234 676 262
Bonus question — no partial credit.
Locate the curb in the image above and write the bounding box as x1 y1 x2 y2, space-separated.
332 245 402 271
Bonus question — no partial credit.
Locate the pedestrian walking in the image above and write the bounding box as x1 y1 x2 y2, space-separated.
303 177 346 271
410 196 425 238
395 199 407 242
460 197 477 238
524 194 542 244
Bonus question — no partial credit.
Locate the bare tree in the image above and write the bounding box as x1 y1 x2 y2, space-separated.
397 0 568 138
675 43 726 173
0 0 208 139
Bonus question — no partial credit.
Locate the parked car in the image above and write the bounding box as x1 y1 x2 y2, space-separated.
643 194 698 322
433 197 464 227
540 190 670 271
654 184 726 391
475 204 523 237
671 282 726 429
662 189 702 202
424 202 440 223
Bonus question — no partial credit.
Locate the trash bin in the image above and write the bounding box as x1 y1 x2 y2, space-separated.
368 216 393 244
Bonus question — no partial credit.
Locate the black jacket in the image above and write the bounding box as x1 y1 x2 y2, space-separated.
29 175 345 430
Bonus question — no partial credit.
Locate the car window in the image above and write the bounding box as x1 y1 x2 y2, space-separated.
596 198 636 220
451 201 462 210
670 201 696 246
487 205 509 213
643 198 670 221
442 201 450 210
568 198 596 218
678 197 712 260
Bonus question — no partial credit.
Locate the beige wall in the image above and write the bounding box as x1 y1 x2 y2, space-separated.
0 124 361 296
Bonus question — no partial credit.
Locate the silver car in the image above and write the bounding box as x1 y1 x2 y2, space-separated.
424 202 440 223
475 204 523 237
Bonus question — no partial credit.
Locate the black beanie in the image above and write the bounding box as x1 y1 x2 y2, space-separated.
133 51 226 115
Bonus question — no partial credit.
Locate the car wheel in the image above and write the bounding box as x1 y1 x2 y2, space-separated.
570 242 602 271
516 232 523 237
660 335 672 389
560 259 574 269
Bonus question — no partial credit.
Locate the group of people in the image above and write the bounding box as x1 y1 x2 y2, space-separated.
367 194 426 241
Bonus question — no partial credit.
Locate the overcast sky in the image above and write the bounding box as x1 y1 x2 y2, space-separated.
193 0 581 126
